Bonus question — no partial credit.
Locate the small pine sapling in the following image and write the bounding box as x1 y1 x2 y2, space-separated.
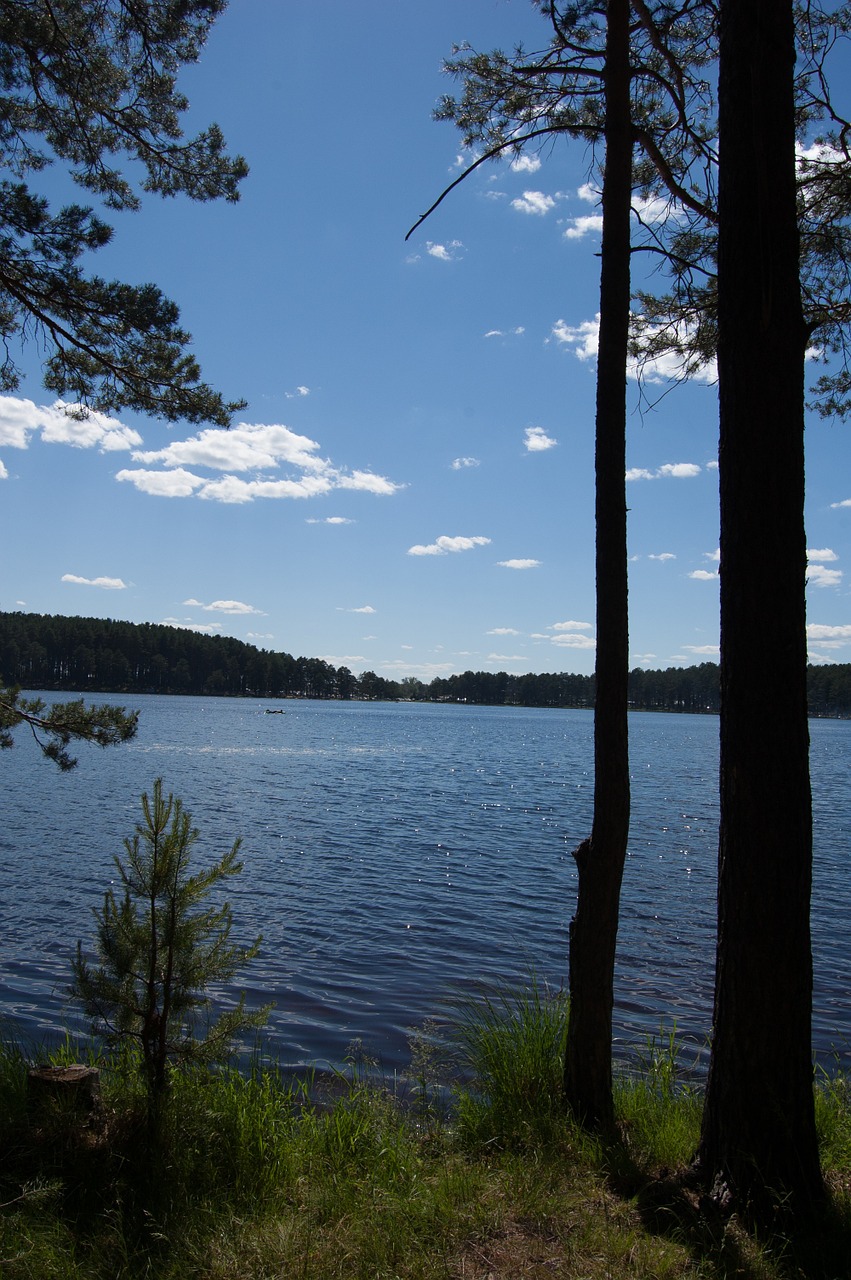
71 779 269 1101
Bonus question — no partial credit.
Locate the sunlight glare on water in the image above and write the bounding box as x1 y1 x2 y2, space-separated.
1 695 848 1076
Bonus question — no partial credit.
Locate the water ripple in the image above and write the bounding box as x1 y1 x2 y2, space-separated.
1 696 848 1076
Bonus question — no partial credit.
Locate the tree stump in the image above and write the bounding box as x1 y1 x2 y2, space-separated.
27 1064 101 1120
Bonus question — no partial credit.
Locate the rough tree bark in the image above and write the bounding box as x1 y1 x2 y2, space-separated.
563 0 632 1131
697 0 824 1224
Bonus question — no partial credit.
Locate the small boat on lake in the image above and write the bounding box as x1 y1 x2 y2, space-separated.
264 708 286 715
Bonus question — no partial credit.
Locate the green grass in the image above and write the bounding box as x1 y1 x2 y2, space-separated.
452 974 570 1149
614 1024 704 1171
2 999 851 1280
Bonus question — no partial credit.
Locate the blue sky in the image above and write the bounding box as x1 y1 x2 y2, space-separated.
1 0 850 681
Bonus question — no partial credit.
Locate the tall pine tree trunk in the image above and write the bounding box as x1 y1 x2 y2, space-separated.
563 0 632 1131
697 0 823 1224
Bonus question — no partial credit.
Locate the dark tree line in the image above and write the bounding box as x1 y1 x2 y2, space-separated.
3 612 851 717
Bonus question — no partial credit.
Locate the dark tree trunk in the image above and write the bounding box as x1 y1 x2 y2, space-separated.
697 0 823 1224
563 0 632 1131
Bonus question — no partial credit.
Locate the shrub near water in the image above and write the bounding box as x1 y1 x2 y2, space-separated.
452 974 570 1147
70 779 270 1116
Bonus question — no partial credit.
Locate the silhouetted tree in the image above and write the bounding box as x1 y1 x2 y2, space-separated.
696 0 824 1225
432 0 715 1128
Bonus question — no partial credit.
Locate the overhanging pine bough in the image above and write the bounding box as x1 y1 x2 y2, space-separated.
0 0 247 424
0 686 138 769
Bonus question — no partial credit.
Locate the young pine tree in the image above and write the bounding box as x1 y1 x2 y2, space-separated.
71 779 269 1100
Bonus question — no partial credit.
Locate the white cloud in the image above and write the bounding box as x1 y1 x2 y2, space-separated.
184 598 266 615
682 644 720 656
451 456 480 470
627 462 701 481
118 422 402 504
808 550 839 588
564 214 604 240
563 183 677 239
487 627 521 636
648 552 677 561
830 499 851 509
510 153 542 174
658 462 701 479
524 425 557 452
498 558 541 570
337 470 401 495
807 623 851 644
165 620 224 634
484 327 525 339
201 474 335 504
285 385 310 398
426 240 464 261
511 190 555 216
61 574 128 590
306 516 354 524
116 466 205 498
408 534 491 557
0 396 142 452
0 458 7 479
551 619 592 632
689 569 719 581
345 605 376 614
247 632 274 640
632 337 718 383
550 632 596 649
552 314 717 383
551 317 599 360
487 652 527 662
133 423 324 473
632 192 675 223
797 140 845 165
378 659 457 679
807 563 843 588
563 183 603 239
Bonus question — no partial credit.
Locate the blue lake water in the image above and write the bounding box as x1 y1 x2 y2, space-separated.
1 695 849 1077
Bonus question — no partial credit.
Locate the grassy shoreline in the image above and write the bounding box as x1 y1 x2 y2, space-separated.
2 997 850 1279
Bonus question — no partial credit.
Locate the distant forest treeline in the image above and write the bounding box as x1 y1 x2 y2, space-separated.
2 610 851 717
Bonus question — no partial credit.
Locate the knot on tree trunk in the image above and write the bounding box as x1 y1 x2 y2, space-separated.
571 837 592 872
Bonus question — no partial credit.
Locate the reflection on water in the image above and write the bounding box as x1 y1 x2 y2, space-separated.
1 695 848 1075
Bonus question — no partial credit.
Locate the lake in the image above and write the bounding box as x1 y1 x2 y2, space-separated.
1 694 849 1077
